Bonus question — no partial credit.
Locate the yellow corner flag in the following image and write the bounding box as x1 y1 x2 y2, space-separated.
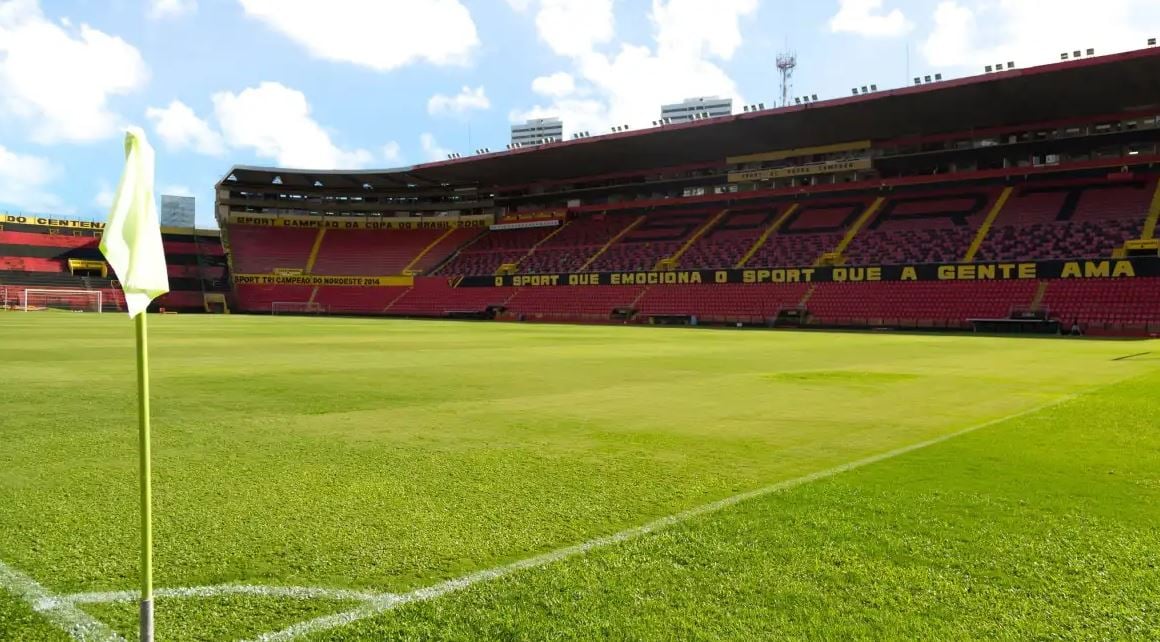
100 127 170 317
99 127 168 642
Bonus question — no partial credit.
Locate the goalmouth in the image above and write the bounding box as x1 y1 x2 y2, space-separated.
20 289 103 313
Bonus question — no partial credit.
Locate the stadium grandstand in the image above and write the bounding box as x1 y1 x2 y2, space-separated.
0 213 229 314
6 46 1160 335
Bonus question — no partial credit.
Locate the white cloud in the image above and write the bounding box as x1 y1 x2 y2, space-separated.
653 0 755 59
534 0 615 57
512 0 754 135
420 133 452 162
148 0 197 19
427 86 491 117
382 141 402 164
146 100 226 155
505 0 533 11
531 72 576 97
0 145 62 212
0 0 148 143
212 82 373 169
93 183 114 209
829 0 913 38
238 0 479 71
922 0 1160 68
160 184 194 198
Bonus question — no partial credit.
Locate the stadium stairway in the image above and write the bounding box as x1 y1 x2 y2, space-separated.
518 216 630 274
1141 179 1160 240
842 190 1000 265
434 227 556 277
510 221 572 271
311 229 449 276
819 197 884 265
587 209 717 273
304 228 327 273
577 215 646 272
962 187 1015 262
735 204 799 268
743 199 870 268
665 209 727 269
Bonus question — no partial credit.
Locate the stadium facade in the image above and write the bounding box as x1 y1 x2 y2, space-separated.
3 46 1160 334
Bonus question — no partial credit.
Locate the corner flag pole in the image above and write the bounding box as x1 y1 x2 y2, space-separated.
99 127 170 642
135 312 154 641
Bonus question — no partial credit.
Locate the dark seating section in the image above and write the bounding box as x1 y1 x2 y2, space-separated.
976 178 1155 261
434 226 555 276
843 190 997 264
746 200 866 267
518 214 637 274
587 209 715 272
679 207 778 269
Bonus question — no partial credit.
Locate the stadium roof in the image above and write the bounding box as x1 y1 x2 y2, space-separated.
221 46 1160 193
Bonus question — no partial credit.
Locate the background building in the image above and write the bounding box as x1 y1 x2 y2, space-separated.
511 118 563 146
660 96 733 123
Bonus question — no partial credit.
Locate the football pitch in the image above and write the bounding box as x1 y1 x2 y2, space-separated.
1 314 1158 641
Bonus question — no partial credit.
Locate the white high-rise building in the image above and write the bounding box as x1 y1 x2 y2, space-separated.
660 96 733 123
511 118 563 146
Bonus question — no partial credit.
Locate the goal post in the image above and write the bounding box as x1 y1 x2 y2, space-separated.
20 289 103 313
271 301 327 315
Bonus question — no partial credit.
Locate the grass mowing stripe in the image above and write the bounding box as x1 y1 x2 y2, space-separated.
249 388 1094 641
0 559 124 642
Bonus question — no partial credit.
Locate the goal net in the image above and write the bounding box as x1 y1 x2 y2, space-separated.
21 289 103 313
271 301 327 315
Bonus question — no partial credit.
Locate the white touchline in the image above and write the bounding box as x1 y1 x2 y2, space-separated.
0 559 125 642
244 392 1082 642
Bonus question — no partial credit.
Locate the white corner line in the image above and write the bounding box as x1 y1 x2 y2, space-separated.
0 559 125 642
246 392 1082 641
49 584 391 608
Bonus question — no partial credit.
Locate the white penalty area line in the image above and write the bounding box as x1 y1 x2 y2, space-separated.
245 391 1084 641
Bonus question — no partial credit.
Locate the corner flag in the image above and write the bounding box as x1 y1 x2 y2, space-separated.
99 127 169 642
100 127 170 317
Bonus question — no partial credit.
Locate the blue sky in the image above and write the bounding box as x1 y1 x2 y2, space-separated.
1 0 1159 228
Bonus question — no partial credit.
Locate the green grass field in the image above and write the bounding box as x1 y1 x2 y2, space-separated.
1 314 1158 641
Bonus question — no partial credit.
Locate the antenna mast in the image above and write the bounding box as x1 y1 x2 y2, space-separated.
776 51 797 108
